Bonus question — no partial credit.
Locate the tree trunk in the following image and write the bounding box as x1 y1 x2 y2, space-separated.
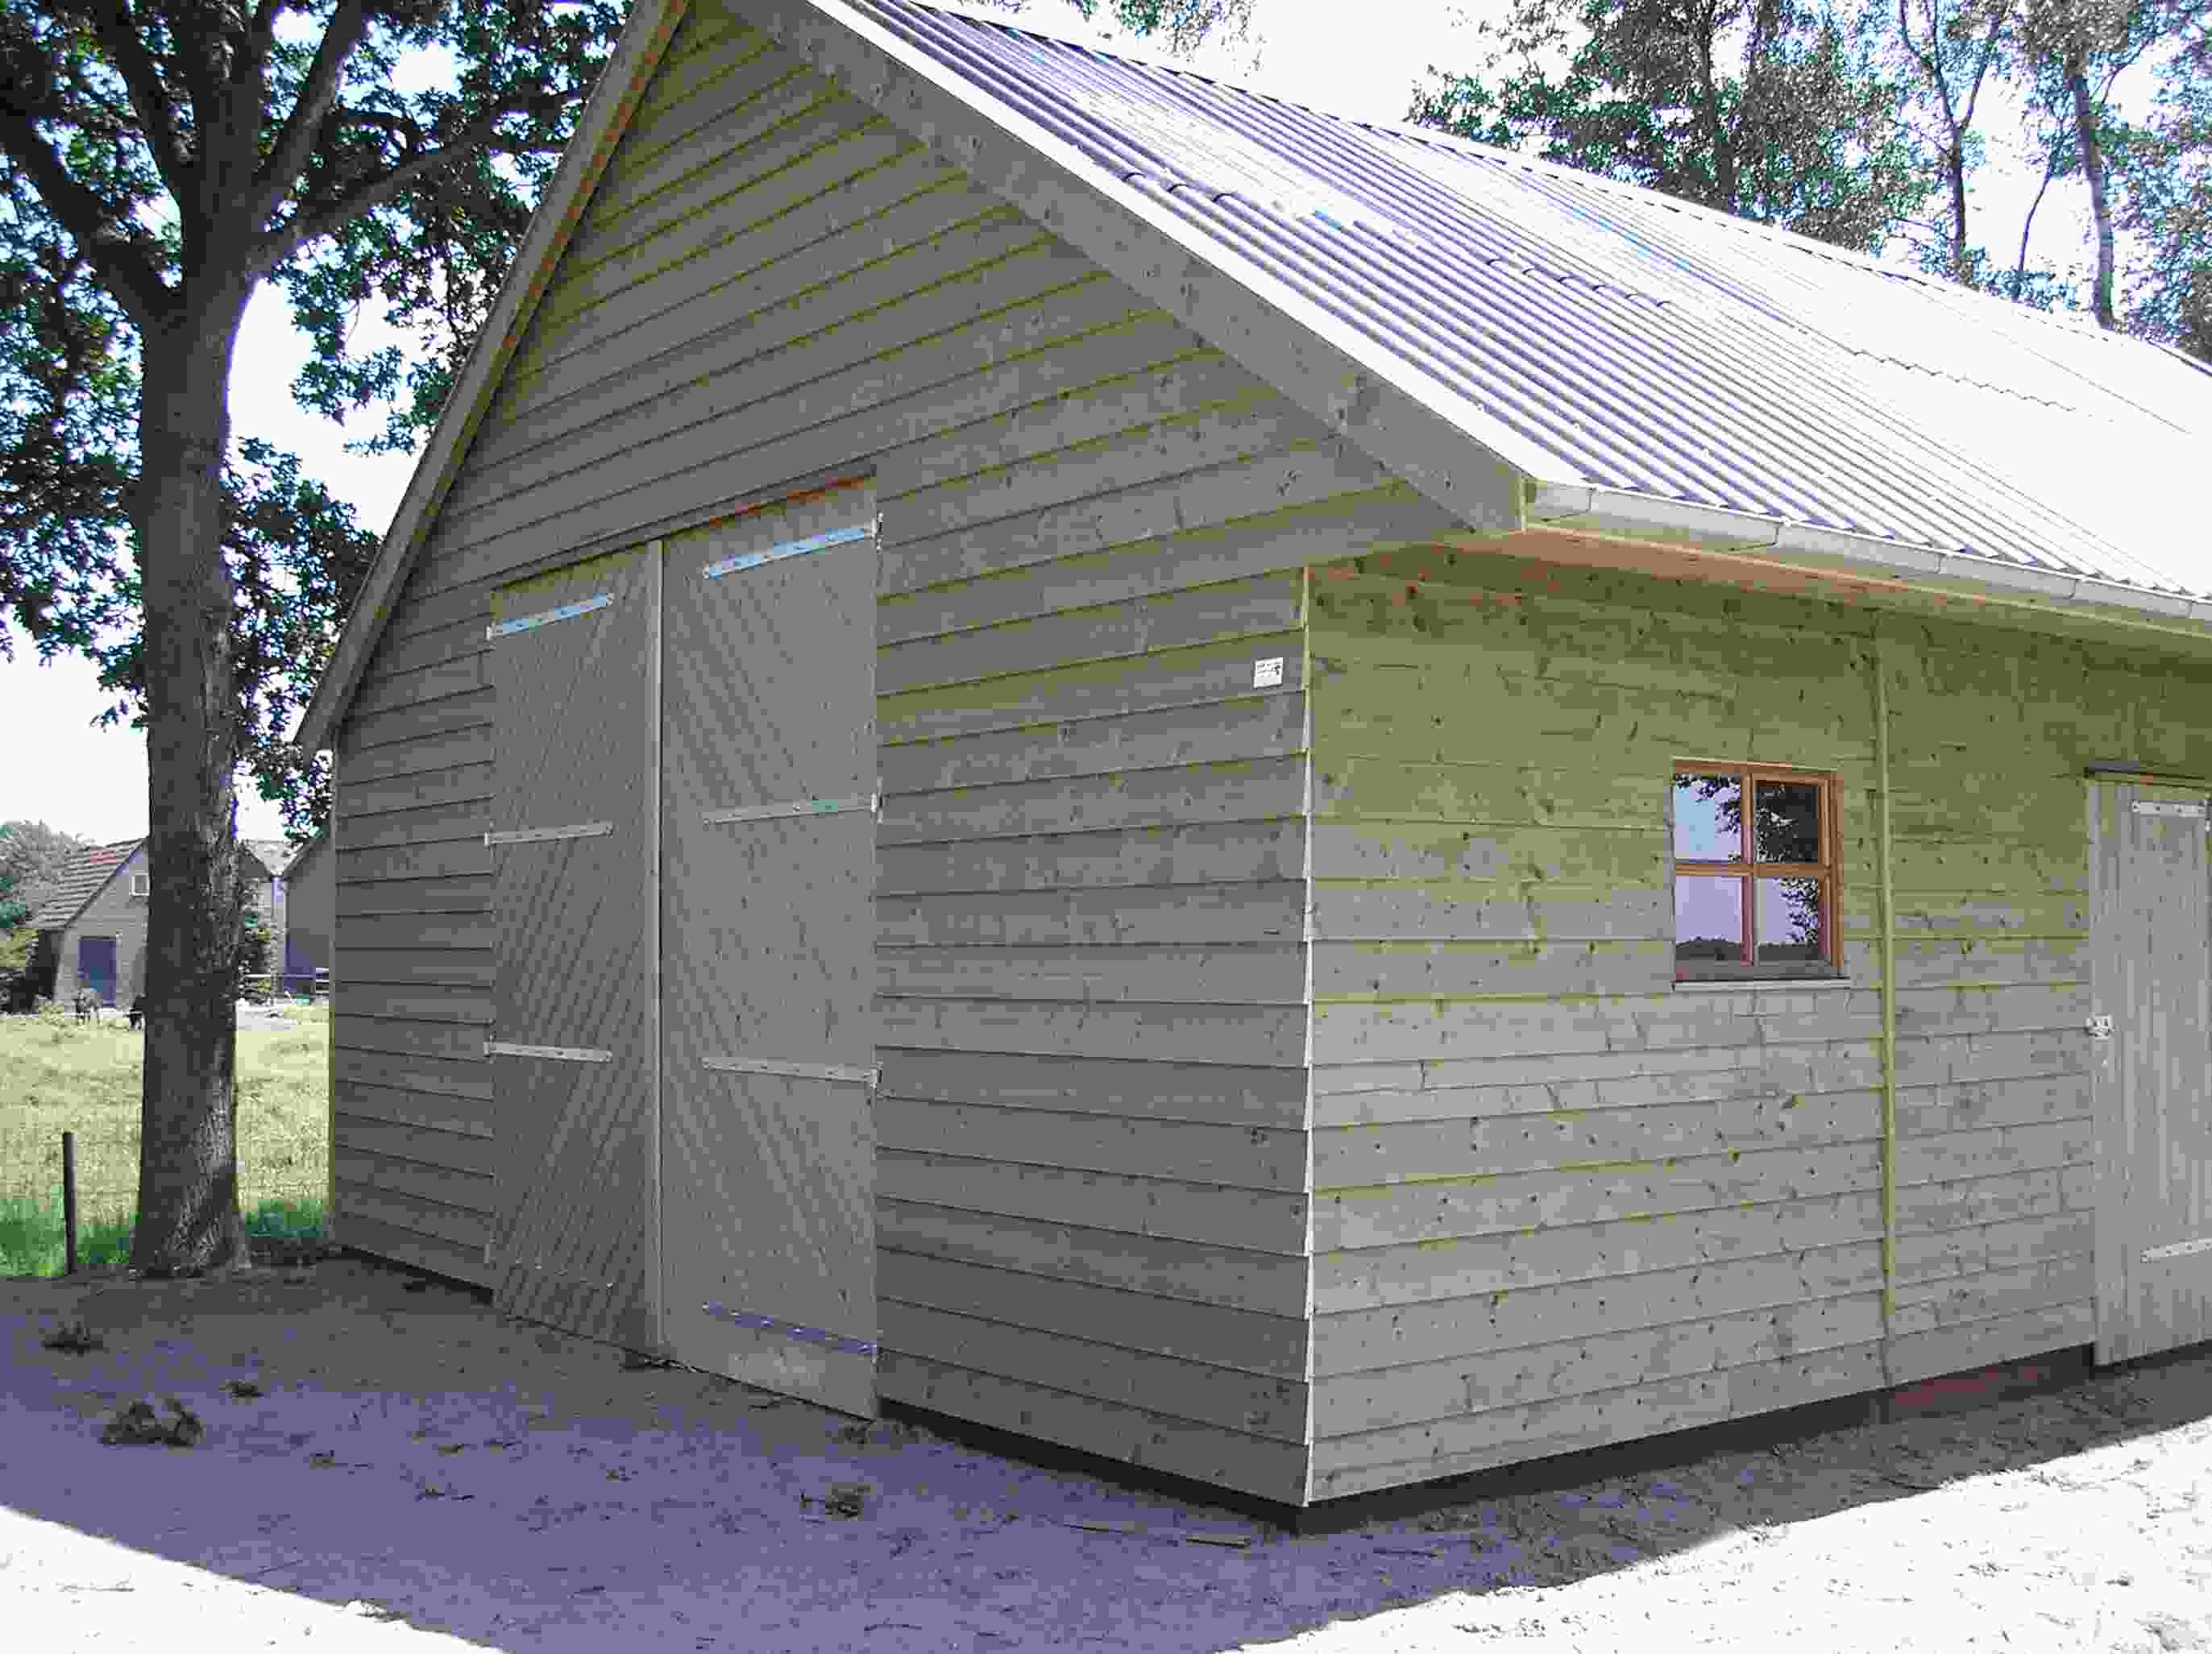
2068 50 2119 329
127 288 254 1279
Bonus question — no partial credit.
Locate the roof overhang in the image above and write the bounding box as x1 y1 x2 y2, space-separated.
1526 484 2212 655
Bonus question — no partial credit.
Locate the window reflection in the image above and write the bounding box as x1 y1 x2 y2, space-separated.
1754 781 1820 864
1672 773 1743 861
1756 877 1824 962
1675 876 1743 962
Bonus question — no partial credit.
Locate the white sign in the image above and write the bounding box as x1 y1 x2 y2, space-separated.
1253 657 1285 688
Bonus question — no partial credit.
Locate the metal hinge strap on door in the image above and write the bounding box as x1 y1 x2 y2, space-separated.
484 1042 614 1063
485 593 613 639
700 1303 878 1359
701 793 878 827
701 518 879 581
2143 1236 2212 1263
2131 800 2208 819
701 1054 880 1088
484 821 615 846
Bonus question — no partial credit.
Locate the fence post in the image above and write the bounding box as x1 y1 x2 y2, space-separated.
62 1130 77 1277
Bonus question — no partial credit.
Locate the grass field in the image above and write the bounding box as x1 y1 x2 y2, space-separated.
0 1003 329 1275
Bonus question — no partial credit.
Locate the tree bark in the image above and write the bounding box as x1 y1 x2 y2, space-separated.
2068 48 2119 328
127 284 254 1279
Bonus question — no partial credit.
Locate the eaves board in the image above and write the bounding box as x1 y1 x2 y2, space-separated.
747 0 1528 541
295 0 692 757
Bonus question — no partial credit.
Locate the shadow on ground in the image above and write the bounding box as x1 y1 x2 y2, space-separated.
3 1253 2209 1652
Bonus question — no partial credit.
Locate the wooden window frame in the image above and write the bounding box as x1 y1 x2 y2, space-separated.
1671 761 1844 982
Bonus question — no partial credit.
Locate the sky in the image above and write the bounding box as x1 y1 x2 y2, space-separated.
0 0 2130 845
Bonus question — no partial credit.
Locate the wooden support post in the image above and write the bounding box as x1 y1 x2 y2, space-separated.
62 1130 78 1277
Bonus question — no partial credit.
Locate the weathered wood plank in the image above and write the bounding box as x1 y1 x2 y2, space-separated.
335 836 492 885
1315 1290 1886 1436
334 1148 495 1216
882 1300 1308 1440
333 761 494 821
349 652 487 719
878 1048 1306 1130
1312 1238 1886 1377
877 1201 1305 1316
345 686 494 754
874 1150 1305 1254
879 634 1303 747
1313 939 1676 1001
874 1094 1304 1190
333 1045 492 1105
334 981 490 1026
879 942 1304 1006
877 1247 1306 1378
330 1207 492 1287
1887 1252 2092 1337
1312 1191 1885 1313
1314 1089 1882 1189
1309 880 1670 943
878 881 1303 949
880 692 1303 796
474 206 1044 504
340 912 498 952
334 1112 498 1175
338 947 496 989
875 1351 1307 1503
334 1182 492 1254
1307 1343 1893 1494
1314 1141 1886 1252
878 819 1303 896
334 1083 495 1140
878 755 1306 847
506 155 973 413
878 998 1305 1068
333 873 490 917
1883 1300 2097 1387
881 571 1303 696
335 797 492 854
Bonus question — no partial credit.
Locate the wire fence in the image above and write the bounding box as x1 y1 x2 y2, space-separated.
0 998 332 1273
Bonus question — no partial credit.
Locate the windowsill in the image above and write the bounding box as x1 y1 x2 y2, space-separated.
1673 977 1855 993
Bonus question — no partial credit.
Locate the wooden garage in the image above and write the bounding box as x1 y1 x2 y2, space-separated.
293 0 2212 1508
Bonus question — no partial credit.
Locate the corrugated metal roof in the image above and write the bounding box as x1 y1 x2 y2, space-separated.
27 840 140 930
848 0 2212 600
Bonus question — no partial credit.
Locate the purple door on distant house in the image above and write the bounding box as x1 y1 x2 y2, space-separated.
284 937 312 995
78 935 117 1005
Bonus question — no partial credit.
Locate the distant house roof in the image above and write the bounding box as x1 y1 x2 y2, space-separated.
29 837 306 929
28 839 141 930
295 0 2212 754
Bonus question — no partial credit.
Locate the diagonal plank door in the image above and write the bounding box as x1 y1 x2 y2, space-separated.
486 546 660 1351
658 491 878 1416
2090 781 2212 1363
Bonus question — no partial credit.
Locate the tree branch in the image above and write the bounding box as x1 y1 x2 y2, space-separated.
85 0 195 209
0 111 172 331
249 0 374 230
246 89 577 276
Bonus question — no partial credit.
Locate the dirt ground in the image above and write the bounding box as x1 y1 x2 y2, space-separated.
4 1256 2210 1652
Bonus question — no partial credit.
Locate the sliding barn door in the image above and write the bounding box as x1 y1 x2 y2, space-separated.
485 547 661 1351
658 495 879 1416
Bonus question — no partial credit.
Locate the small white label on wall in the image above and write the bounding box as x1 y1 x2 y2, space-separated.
1253 657 1285 689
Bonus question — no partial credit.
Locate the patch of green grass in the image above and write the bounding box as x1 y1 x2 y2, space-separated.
0 1006 329 1276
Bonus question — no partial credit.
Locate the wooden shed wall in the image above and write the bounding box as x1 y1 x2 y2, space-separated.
327 0 1462 1500
1303 543 2212 1501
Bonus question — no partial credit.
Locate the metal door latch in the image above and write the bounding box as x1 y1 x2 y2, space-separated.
2086 1014 2114 1040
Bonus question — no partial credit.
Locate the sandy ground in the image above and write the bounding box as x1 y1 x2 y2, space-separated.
4 1256 2210 1652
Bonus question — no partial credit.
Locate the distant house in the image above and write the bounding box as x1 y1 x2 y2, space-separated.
31 838 293 1007
275 832 334 993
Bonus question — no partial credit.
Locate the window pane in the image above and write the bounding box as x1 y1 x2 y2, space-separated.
1675 876 1745 961
1673 773 1744 861
1753 780 1821 864
1756 877 1825 962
